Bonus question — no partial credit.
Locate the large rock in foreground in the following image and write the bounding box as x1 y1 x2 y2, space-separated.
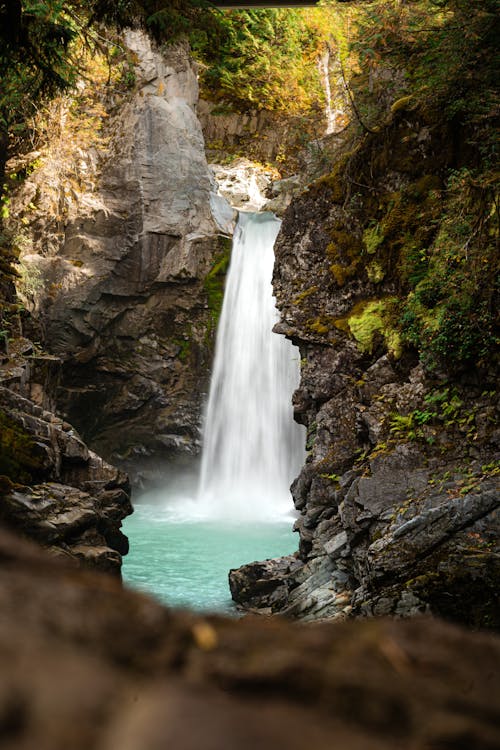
1 525 499 750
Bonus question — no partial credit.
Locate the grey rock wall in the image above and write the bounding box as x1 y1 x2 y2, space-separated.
12 31 235 480
230 117 500 627
0 372 132 574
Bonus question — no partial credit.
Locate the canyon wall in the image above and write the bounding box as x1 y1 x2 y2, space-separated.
231 105 499 628
11 32 235 482
0 340 131 573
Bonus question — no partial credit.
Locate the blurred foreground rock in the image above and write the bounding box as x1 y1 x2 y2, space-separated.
0 525 499 750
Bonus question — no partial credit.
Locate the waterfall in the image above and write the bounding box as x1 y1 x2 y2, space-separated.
123 211 303 609
197 212 304 521
319 49 335 135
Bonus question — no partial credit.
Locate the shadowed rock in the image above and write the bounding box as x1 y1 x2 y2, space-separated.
0 385 132 573
0 525 499 750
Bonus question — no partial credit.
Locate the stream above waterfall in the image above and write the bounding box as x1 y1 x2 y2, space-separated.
122 212 304 611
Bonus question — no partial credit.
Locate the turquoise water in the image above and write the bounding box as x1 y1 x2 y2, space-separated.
122 486 297 613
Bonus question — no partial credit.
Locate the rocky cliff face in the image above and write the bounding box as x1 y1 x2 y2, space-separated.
0 337 132 574
199 99 324 178
230 107 499 628
10 31 234 480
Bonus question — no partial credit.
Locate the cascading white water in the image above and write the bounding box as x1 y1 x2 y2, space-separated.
197 211 305 521
122 211 303 609
319 49 335 135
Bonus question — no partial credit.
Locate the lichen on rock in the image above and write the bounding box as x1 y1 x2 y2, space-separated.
231 100 500 629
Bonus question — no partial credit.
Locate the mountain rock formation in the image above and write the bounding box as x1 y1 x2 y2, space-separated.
0 340 131 573
10 31 234 482
230 105 499 628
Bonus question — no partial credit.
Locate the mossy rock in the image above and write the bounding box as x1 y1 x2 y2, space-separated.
203 235 232 334
362 223 385 255
408 553 500 630
306 317 330 335
0 410 47 484
310 149 358 204
326 229 363 287
329 262 358 287
293 286 318 305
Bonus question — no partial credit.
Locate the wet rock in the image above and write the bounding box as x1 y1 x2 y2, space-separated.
231 108 500 627
229 554 303 612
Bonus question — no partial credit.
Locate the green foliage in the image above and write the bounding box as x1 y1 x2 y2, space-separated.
319 472 341 483
0 1 78 140
400 168 498 371
349 0 499 137
389 386 480 443
0 1 216 179
192 8 333 114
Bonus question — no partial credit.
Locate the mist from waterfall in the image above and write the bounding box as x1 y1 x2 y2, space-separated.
196 211 305 521
123 210 304 609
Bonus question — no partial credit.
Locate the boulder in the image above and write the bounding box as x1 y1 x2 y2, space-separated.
0 382 131 574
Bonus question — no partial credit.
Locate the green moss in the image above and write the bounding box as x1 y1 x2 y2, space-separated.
329 262 358 287
307 317 330 335
398 168 497 370
327 229 363 287
293 286 318 305
327 230 361 260
366 260 385 283
173 338 191 363
390 95 414 114
311 150 357 204
0 410 45 483
363 223 384 255
348 300 386 353
334 298 402 357
407 174 441 200
380 195 418 243
204 236 232 334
